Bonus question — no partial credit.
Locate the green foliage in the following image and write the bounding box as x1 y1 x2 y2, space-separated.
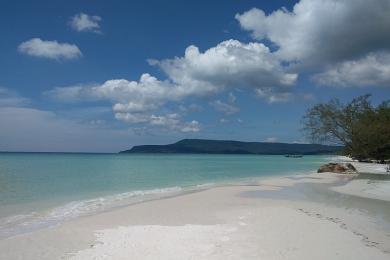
303 95 390 161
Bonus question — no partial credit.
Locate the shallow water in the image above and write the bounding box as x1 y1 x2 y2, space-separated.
240 174 390 224
0 153 330 238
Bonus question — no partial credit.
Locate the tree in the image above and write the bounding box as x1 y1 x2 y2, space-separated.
302 95 390 161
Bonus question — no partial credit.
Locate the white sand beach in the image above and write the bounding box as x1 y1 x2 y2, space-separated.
331 157 390 201
332 179 390 201
0 161 389 260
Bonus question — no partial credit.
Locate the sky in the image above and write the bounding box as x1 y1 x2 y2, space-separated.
0 0 389 152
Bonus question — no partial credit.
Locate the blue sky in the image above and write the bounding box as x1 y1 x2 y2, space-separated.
1 0 389 152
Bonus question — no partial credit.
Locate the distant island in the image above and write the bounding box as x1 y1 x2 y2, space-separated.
120 139 342 155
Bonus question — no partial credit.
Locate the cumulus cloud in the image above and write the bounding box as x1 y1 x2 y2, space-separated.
47 74 202 132
115 112 200 132
156 40 297 93
313 52 390 87
49 40 297 103
180 120 201 132
42 0 390 136
18 38 82 60
236 0 390 67
70 13 102 33
46 74 186 118
114 112 149 124
149 113 180 127
47 39 296 129
48 74 177 103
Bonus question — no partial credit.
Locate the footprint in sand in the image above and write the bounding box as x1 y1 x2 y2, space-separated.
297 208 386 253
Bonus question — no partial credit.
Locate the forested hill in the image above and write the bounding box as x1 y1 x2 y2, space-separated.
120 139 342 155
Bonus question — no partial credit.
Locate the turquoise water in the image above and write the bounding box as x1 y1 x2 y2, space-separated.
0 153 330 237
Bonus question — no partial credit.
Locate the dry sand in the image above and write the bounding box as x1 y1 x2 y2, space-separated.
332 178 390 201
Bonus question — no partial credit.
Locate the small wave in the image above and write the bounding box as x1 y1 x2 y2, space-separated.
195 183 215 189
48 186 183 220
0 186 183 239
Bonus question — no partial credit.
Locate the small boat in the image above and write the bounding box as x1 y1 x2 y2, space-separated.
285 154 303 158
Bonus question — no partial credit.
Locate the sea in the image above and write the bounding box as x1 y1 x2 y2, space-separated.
0 153 331 238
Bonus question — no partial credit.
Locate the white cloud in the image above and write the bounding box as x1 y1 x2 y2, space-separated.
47 74 203 131
180 120 200 133
265 137 278 143
18 38 82 60
49 41 297 105
255 89 292 103
113 102 158 113
313 52 390 87
210 100 239 115
47 74 185 115
114 112 200 132
236 0 390 67
157 40 297 94
150 113 181 126
70 13 102 33
47 39 296 129
114 112 149 124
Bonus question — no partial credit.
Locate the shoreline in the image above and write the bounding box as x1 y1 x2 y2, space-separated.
0 154 331 231
0 159 389 259
0 157 389 259
0 166 324 240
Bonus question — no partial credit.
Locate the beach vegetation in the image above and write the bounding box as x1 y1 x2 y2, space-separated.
303 95 390 161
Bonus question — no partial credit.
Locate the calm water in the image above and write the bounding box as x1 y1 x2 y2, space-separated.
0 153 330 238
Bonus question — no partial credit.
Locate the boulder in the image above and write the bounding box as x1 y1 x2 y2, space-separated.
317 163 357 174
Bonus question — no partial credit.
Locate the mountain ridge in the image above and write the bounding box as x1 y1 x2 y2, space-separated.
120 139 342 155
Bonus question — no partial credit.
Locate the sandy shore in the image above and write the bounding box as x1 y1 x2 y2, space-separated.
1 162 389 259
332 155 389 174
331 157 390 201
332 178 390 201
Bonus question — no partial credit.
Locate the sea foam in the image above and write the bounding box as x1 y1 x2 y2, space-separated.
0 186 183 239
